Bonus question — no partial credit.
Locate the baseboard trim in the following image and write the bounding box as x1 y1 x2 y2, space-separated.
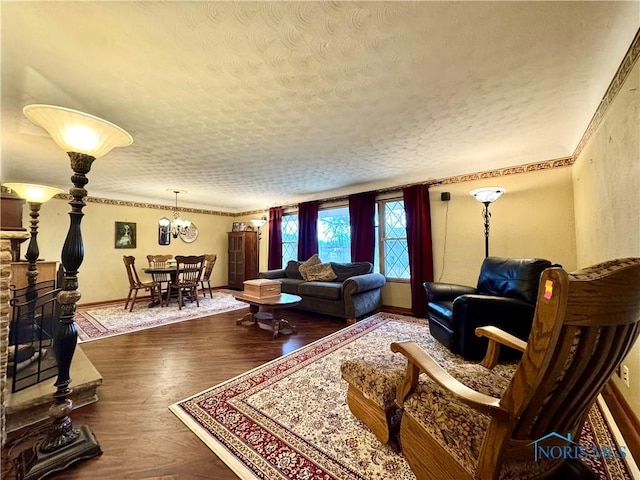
380 305 413 316
602 381 640 462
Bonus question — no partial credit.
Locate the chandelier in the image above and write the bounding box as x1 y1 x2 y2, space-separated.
169 189 191 238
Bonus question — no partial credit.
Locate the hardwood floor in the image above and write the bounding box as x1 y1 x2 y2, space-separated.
1 308 347 479
1 307 629 480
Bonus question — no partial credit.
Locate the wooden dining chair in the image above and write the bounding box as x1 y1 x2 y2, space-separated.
388 258 640 480
200 254 217 298
164 255 205 310
123 256 161 312
147 254 173 298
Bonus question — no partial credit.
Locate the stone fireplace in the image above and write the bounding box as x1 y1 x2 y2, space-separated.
1 230 29 445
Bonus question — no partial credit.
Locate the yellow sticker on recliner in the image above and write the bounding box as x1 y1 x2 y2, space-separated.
544 280 553 299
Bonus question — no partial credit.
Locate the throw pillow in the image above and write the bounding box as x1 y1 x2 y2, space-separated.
330 262 374 282
284 260 304 280
299 254 322 281
303 263 337 282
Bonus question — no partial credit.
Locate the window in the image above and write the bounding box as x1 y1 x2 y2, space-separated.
281 214 298 265
317 207 351 263
377 199 410 280
280 200 409 281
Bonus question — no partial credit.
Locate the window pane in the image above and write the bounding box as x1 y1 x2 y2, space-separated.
282 214 298 242
281 214 298 264
385 239 410 278
384 201 406 237
317 207 351 263
381 200 409 279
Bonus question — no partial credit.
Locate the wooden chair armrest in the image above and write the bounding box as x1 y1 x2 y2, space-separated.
391 340 509 420
475 326 527 369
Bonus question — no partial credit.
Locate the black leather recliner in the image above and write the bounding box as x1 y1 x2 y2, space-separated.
424 257 553 360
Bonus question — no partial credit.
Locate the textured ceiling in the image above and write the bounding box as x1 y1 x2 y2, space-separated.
1 1 638 212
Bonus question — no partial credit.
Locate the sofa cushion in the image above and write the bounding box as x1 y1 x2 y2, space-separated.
298 281 343 300
284 261 304 280
303 262 337 282
278 278 305 295
330 262 373 282
299 254 322 281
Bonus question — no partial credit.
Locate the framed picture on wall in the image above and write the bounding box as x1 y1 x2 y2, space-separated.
115 221 137 249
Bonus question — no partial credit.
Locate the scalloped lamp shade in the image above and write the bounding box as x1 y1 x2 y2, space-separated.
4 182 64 203
470 187 506 203
251 217 267 228
23 104 133 158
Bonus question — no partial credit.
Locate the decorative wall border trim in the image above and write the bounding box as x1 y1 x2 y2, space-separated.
279 155 576 211
50 194 237 217
439 156 575 185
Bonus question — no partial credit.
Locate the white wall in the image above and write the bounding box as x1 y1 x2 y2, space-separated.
572 60 640 414
21 198 234 304
380 166 577 309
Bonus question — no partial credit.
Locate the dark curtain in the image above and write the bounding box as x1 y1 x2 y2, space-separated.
297 200 319 260
349 191 377 263
267 207 283 270
402 184 434 317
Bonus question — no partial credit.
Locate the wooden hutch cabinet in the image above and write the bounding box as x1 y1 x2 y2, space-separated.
227 231 258 289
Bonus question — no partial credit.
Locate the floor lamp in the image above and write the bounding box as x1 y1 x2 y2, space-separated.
15 104 133 479
469 187 506 258
251 216 267 270
3 183 63 354
2 183 63 287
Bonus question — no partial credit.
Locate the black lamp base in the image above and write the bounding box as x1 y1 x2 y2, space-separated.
14 424 102 480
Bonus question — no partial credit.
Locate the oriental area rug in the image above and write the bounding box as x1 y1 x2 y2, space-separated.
170 313 638 480
75 289 247 342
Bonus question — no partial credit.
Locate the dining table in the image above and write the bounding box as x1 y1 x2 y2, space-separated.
143 264 179 306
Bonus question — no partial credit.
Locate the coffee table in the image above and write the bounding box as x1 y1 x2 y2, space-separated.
234 293 301 338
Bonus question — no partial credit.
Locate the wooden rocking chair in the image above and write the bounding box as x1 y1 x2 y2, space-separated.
391 258 640 480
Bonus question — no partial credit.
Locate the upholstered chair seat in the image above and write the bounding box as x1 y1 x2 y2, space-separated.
341 346 517 448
